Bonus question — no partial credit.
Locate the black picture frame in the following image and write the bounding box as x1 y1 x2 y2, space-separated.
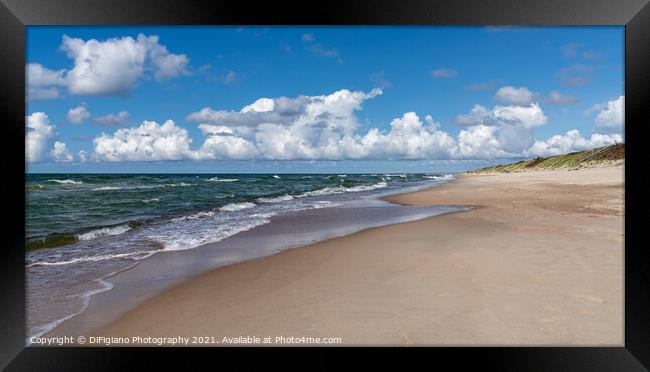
1 0 648 370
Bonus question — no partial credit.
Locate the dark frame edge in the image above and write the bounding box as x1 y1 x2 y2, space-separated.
625 1 650 369
0 0 25 370
0 0 648 370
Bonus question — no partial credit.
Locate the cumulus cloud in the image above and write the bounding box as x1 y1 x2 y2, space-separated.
456 125 515 159
27 34 190 98
26 112 56 162
50 141 74 162
545 90 578 105
26 64 67 100
455 102 547 154
431 68 458 78
594 96 624 131
85 88 620 163
92 111 130 126
67 104 91 124
456 103 546 128
524 130 622 157
494 86 535 106
62 34 189 95
93 120 194 161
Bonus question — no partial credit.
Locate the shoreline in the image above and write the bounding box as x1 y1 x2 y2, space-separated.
41 177 459 340
59 167 624 345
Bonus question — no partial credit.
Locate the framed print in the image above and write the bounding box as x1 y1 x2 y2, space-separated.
1 0 649 370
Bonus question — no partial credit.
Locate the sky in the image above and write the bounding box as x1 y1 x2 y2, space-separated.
25 26 624 173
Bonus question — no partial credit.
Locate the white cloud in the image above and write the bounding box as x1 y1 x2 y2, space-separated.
583 102 608 116
345 112 457 160
456 125 514 159
26 64 67 100
28 34 190 98
524 130 622 157
84 88 618 163
93 120 194 161
545 90 578 105
594 96 624 131
67 104 91 124
456 103 546 128
431 68 458 78
494 86 535 106
26 112 56 162
145 35 191 81
50 141 74 162
241 98 275 113
92 111 130 126
301 33 315 42
185 88 537 160
455 102 547 154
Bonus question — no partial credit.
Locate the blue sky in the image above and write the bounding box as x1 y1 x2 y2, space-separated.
26 26 624 173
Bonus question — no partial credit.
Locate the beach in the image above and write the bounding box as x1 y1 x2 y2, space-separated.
88 166 623 346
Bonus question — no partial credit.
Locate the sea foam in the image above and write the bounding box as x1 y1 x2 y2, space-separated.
219 202 256 212
76 224 132 241
47 179 82 185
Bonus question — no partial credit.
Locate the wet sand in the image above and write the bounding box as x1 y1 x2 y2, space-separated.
94 166 624 346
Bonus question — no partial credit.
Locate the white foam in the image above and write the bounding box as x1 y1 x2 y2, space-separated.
273 175 280 179
311 201 342 209
172 211 215 222
93 186 121 191
26 275 117 345
206 177 238 182
27 250 155 268
76 224 132 241
256 194 294 203
167 182 193 187
142 198 160 203
161 216 271 251
219 202 256 212
296 181 388 198
424 174 454 180
250 212 278 218
47 179 82 185
93 183 193 191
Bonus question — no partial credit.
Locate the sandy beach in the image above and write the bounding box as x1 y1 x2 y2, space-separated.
93 166 624 346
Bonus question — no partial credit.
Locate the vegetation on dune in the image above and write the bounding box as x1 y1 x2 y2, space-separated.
470 143 624 174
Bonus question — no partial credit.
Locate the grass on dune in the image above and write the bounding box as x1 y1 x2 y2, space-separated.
471 143 624 174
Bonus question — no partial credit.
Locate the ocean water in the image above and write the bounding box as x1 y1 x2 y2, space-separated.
26 173 454 341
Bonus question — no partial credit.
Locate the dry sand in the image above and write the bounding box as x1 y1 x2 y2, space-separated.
95 166 624 346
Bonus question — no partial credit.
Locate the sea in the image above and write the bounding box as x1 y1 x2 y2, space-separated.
26 173 460 341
